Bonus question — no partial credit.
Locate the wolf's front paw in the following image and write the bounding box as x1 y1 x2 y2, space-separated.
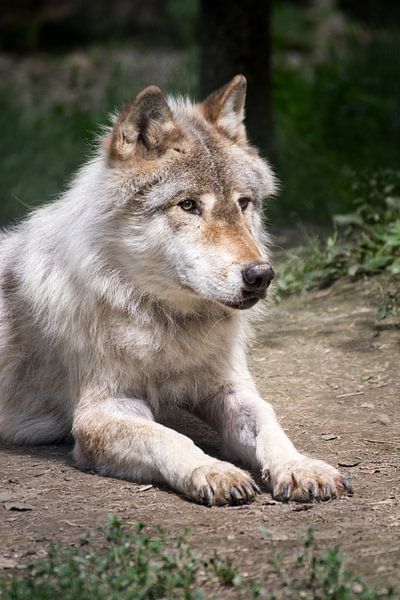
186 461 260 506
263 456 352 503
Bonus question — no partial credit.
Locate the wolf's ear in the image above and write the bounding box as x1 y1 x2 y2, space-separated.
109 86 181 160
201 74 247 142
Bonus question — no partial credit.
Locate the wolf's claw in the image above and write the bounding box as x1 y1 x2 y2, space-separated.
188 462 258 506
341 476 353 494
264 456 353 503
202 486 213 506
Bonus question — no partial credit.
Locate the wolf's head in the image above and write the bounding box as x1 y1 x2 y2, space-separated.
103 75 276 313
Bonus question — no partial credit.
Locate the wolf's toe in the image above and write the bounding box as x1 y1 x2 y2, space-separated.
266 457 353 503
188 462 259 506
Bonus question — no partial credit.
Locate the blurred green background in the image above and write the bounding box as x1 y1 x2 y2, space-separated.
0 0 399 227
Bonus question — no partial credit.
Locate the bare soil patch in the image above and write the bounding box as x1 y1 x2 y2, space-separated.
1 274 399 588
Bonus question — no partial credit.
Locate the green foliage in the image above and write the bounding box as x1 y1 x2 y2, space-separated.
0 95 102 226
208 552 243 589
0 518 200 600
273 2 317 54
0 52 175 227
0 519 395 599
276 170 400 298
0 1 199 52
313 41 400 174
271 2 400 223
377 288 400 323
166 0 198 48
267 527 393 600
0 4 399 227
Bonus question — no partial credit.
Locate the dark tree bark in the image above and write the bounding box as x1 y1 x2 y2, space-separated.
200 0 276 164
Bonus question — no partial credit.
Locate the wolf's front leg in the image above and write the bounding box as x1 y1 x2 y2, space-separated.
72 395 258 506
197 378 352 503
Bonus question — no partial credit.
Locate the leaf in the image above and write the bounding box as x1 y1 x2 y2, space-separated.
348 263 361 276
137 485 153 492
377 306 388 320
385 196 400 210
387 258 400 274
363 255 392 271
3 502 32 511
338 459 361 467
333 213 364 227
321 433 338 441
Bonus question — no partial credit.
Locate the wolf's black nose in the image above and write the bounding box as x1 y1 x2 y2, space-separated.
242 263 274 291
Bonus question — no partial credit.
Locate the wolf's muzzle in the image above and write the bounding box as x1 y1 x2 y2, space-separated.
242 262 274 297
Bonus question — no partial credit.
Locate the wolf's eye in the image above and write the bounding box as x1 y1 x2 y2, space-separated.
179 199 199 214
238 197 251 211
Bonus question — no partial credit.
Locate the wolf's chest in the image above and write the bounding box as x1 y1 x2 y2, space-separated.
109 312 236 382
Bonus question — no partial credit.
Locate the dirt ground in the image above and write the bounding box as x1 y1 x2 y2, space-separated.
0 272 399 590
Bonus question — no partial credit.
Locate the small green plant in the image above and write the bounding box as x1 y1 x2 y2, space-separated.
377 288 400 324
0 518 200 600
208 551 242 588
275 169 400 299
265 527 393 600
0 519 395 599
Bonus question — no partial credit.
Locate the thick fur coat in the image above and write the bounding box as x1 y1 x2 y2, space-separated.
0 76 351 505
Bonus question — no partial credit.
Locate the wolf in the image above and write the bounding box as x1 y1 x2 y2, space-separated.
0 75 352 505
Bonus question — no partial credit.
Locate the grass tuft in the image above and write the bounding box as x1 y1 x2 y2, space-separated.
0 519 396 599
275 169 400 311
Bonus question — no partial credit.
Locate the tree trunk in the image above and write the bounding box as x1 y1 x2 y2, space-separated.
200 0 276 164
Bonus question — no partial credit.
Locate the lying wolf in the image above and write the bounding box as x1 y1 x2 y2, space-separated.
0 75 351 505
